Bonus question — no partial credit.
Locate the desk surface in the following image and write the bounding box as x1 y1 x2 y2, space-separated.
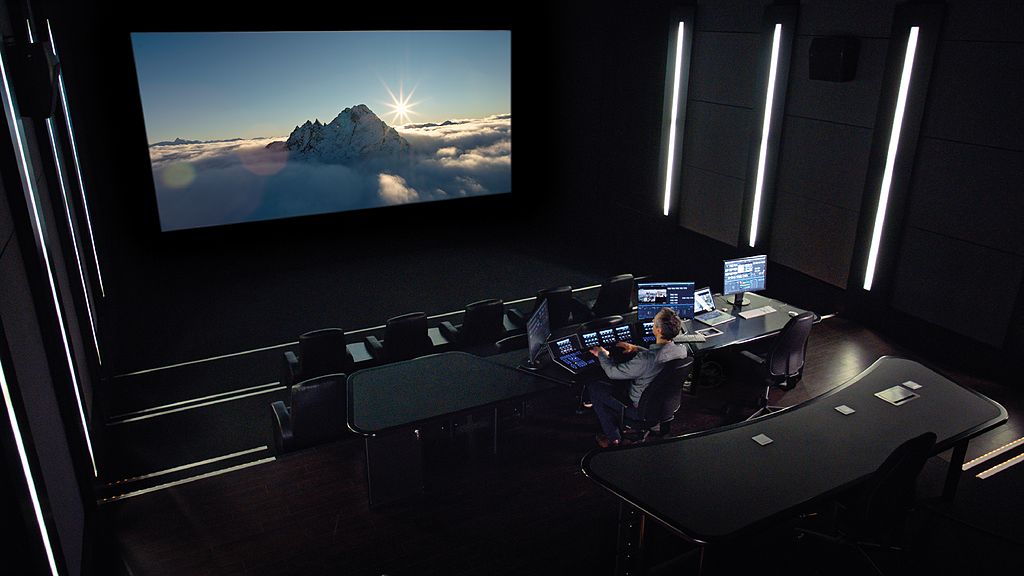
581 356 1007 543
689 292 813 353
347 351 557 436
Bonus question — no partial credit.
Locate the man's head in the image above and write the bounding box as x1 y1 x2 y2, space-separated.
653 307 682 340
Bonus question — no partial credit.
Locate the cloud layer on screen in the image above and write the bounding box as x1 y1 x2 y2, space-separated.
150 116 511 230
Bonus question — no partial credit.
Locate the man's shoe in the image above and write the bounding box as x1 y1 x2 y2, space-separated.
596 433 621 448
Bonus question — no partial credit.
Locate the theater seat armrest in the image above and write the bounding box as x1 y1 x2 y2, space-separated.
364 335 384 359
506 308 526 327
283 351 300 387
740 350 766 365
439 321 460 343
272 401 293 454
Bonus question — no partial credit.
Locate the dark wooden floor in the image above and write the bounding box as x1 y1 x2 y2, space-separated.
102 316 1024 575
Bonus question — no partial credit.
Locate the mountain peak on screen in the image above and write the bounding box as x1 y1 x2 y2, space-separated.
273 104 410 164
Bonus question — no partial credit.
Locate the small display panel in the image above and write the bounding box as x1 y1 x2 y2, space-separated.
580 324 634 349
723 255 767 296
637 282 695 320
694 286 716 314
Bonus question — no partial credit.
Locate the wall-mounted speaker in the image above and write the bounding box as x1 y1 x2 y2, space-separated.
809 37 859 82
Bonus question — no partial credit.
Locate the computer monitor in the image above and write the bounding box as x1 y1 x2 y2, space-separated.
723 254 767 306
637 282 695 320
525 297 550 368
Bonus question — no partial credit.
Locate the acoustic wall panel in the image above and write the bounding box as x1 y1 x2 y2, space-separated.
907 139 1024 255
775 115 873 212
785 37 887 128
943 0 1024 42
797 0 894 38
678 167 745 245
891 227 1023 347
688 32 759 108
682 101 752 179
694 0 763 34
921 42 1024 151
768 192 859 288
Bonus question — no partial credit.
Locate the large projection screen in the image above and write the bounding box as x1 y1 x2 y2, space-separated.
130 31 512 231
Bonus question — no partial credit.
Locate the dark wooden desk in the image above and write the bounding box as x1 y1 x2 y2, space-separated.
582 356 1006 571
347 351 557 504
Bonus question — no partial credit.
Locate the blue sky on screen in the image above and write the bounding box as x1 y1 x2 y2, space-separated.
131 30 511 143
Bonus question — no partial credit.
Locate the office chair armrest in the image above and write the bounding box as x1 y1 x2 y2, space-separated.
271 400 293 454
282 351 300 387
439 321 460 343
506 308 526 328
740 350 766 365
364 335 384 359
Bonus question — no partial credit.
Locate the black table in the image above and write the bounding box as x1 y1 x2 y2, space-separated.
582 356 1007 572
530 292 815 394
347 351 557 504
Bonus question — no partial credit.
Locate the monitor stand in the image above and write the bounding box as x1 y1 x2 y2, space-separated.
727 292 751 307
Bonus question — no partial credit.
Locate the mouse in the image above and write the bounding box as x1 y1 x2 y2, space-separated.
787 310 798 317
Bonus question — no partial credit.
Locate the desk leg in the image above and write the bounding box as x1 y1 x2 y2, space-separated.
943 441 969 500
614 502 645 576
365 429 424 507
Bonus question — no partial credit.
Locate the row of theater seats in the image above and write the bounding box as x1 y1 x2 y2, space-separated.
272 274 637 453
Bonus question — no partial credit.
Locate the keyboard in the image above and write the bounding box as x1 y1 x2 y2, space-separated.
738 305 776 319
695 309 736 327
677 333 706 343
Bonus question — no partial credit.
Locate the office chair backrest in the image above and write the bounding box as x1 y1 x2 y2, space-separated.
459 298 505 346
298 328 350 376
637 356 694 426
766 311 815 378
384 311 433 361
848 431 936 536
591 274 634 318
289 373 347 449
535 286 574 329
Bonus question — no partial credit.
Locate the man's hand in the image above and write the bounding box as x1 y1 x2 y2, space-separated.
616 341 639 354
589 346 607 357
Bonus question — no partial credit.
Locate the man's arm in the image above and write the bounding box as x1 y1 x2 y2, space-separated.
596 347 656 380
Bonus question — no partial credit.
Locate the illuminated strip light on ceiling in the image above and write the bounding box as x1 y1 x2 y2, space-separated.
748 23 782 248
1 47 98 477
1 358 61 576
662 21 686 216
46 118 102 365
863 26 919 291
47 20 105 297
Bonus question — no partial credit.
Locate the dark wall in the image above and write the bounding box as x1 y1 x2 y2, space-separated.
48 0 1024 380
547 0 1023 380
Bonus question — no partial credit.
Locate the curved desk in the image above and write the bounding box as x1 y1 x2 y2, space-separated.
582 357 1006 570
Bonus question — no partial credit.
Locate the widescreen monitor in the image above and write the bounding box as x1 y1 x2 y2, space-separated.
525 297 550 367
723 254 767 306
636 282 695 320
130 30 512 231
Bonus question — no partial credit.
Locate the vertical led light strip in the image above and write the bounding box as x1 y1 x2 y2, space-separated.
662 21 686 216
748 23 782 248
1 47 98 477
1 357 61 576
47 21 105 297
863 27 919 291
46 118 102 364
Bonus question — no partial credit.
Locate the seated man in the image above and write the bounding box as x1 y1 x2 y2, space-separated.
587 307 688 447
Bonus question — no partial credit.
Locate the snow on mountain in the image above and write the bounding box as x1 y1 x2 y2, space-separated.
269 104 410 164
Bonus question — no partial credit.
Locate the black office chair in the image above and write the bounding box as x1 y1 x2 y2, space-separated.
282 328 352 388
365 312 434 362
620 356 694 442
741 311 815 419
439 298 506 353
271 373 349 453
507 285 575 330
573 274 634 321
796 431 937 575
